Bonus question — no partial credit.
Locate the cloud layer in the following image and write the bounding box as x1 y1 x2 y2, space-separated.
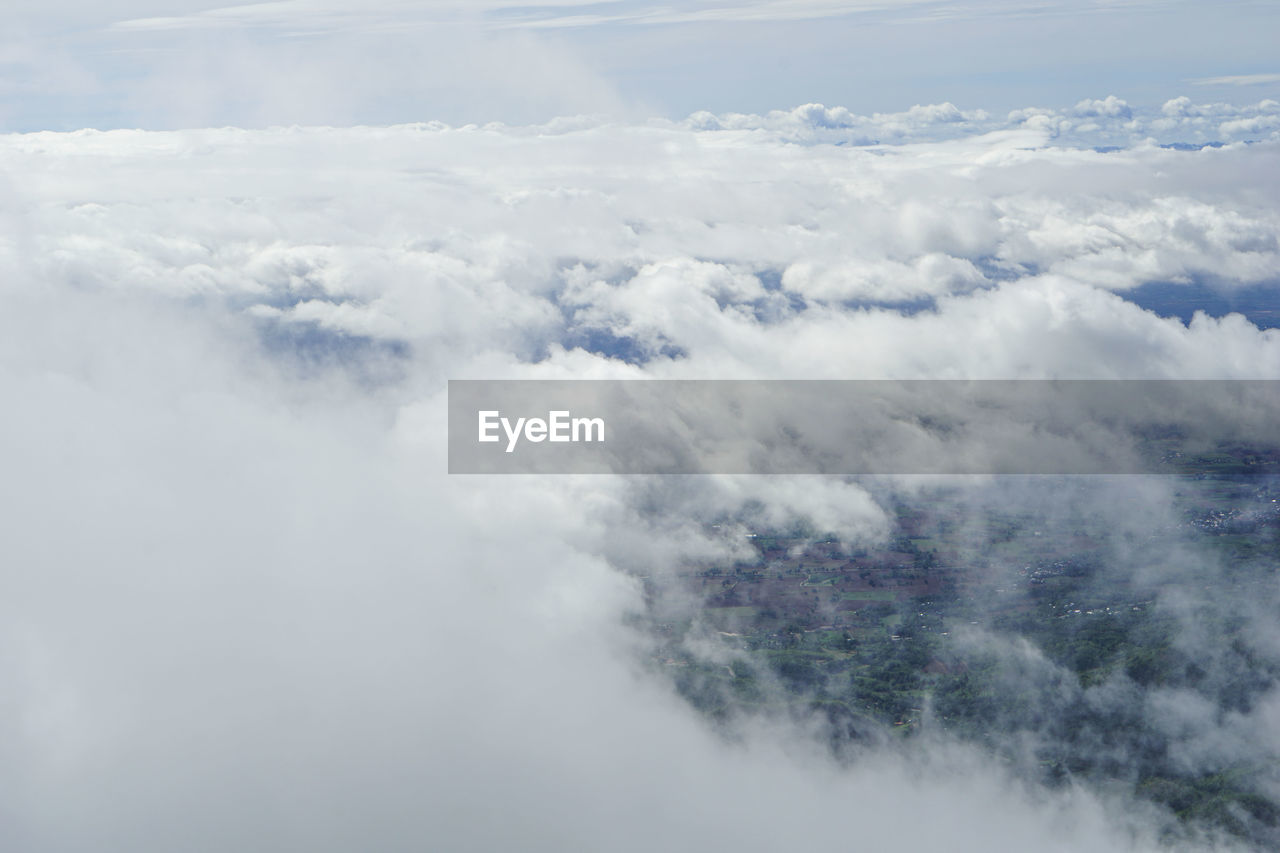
2 101 1279 850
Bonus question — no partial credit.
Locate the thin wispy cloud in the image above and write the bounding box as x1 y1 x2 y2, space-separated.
1190 72 1280 87
107 0 1194 33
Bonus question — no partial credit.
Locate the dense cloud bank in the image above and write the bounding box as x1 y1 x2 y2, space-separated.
6 99 1280 380
681 96 1280 147
1 101 1278 851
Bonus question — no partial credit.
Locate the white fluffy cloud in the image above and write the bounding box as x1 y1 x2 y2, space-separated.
7 102 1277 377
2 101 1279 851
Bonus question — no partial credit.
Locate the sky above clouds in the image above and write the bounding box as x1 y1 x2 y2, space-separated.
4 2 1280 851
2 0 1279 128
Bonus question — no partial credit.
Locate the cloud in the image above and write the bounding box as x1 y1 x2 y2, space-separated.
682 97 1280 148
1072 95 1134 120
0 253 1179 853
482 0 1229 31
100 1 1143 35
1190 73 1280 87
3 98 1280 850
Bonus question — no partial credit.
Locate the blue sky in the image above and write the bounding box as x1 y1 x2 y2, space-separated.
3 0 1279 129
